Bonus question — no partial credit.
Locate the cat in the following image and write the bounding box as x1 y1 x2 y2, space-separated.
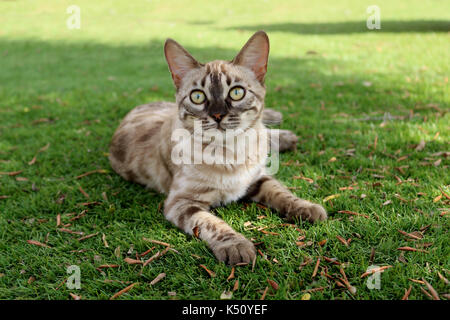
109 31 327 265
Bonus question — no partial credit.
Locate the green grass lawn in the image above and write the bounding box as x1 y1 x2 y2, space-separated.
0 0 449 300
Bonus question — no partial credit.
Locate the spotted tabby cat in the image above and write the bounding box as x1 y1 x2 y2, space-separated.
109 31 327 265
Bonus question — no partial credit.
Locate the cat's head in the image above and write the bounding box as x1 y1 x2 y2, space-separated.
164 31 269 133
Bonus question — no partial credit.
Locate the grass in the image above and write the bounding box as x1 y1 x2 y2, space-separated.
0 0 449 300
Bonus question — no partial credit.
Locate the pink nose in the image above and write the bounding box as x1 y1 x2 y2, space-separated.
212 113 223 122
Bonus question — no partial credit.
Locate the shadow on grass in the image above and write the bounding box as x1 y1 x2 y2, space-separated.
226 20 450 35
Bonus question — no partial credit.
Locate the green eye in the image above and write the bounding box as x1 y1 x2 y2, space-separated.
190 90 206 104
229 86 245 101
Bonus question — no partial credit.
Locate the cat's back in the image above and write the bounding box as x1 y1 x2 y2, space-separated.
109 101 177 192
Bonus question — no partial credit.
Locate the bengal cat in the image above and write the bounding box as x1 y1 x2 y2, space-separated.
109 31 327 265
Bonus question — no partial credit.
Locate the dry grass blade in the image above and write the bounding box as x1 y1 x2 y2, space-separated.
437 271 449 285
420 287 434 300
0 170 23 176
110 283 138 300
199 264 216 278
77 232 99 241
75 169 107 179
397 229 422 240
312 258 320 279
397 246 428 253
302 287 326 293
336 235 348 247
337 210 369 219
402 285 412 300
260 286 269 300
340 268 356 295
97 264 119 269
27 240 51 248
142 238 171 247
360 265 393 278
124 257 143 265
102 233 109 248
150 273 166 285
78 186 90 199
422 278 440 300
56 214 61 227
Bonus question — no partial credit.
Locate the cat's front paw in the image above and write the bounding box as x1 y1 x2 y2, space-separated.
287 203 327 223
212 236 256 266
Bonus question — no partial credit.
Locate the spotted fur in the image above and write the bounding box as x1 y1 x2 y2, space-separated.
109 31 327 265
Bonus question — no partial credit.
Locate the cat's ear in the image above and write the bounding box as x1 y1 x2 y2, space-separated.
164 39 200 89
232 31 270 83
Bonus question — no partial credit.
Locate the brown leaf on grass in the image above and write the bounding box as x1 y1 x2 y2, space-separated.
340 268 356 295
56 214 61 227
302 287 326 293
382 200 392 206
0 170 23 176
422 278 440 300
337 210 369 219
139 247 155 258
58 228 84 235
97 264 120 269
75 169 108 179
70 293 81 300
409 278 425 285
437 271 449 285
78 186 90 199
28 276 36 284
260 287 269 300
433 195 442 203
336 235 349 247
27 240 51 248
260 229 280 236
318 239 327 246
397 230 423 240
360 266 393 278
267 279 279 290
415 140 426 151
0 195 10 199
142 238 171 247
402 285 412 300
150 273 166 285
397 247 428 253
233 279 239 291
102 233 109 248
199 264 216 278
77 232 98 241
322 256 341 265
227 267 235 281
420 287 434 299
110 282 138 300
293 176 314 183
311 258 320 279
124 257 143 265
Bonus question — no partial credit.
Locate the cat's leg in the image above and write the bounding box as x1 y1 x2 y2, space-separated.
164 183 256 265
246 175 327 223
269 129 299 152
262 108 283 125
262 109 298 152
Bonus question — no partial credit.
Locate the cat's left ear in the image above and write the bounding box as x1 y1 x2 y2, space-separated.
164 39 201 89
232 31 270 84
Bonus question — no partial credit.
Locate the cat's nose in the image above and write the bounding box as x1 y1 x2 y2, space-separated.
212 113 225 123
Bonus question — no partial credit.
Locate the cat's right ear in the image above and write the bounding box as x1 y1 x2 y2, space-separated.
164 39 200 89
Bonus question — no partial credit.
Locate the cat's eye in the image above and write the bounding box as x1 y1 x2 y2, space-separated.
229 86 245 101
190 90 206 104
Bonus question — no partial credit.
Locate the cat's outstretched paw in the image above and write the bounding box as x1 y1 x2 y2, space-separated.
212 236 256 266
286 203 327 223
